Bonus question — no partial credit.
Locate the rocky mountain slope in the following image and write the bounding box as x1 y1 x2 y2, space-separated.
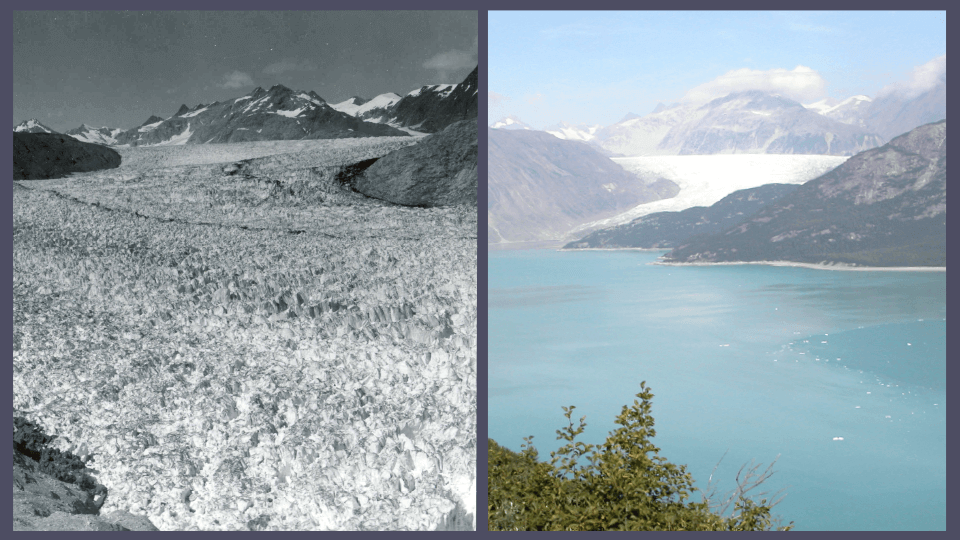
488 128 679 243
14 118 58 134
381 66 478 134
864 81 946 141
662 120 946 267
352 119 477 207
112 85 407 147
14 132 122 180
564 183 800 249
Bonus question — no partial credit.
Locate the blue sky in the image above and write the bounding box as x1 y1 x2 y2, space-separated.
489 11 946 129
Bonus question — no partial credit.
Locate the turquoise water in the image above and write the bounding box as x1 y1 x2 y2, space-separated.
488 249 946 531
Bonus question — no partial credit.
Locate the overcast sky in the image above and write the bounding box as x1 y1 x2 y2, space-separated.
489 11 946 129
14 11 477 132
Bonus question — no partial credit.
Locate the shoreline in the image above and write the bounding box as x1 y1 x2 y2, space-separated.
651 260 946 272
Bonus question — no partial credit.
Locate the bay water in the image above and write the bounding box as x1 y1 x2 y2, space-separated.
488 249 946 531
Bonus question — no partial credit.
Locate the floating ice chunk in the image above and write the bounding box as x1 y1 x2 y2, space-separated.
833 437 844 441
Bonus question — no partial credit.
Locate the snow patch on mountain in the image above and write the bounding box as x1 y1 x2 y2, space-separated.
569 154 849 235
544 121 603 141
407 84 454 98
151 123 193 146
275 108 305 118
180 106 211 118
138 121 163 133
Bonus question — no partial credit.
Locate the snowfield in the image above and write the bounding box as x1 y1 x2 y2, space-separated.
568 154 848 237
13 138 476 531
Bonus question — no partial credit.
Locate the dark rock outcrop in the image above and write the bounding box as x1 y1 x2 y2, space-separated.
662 120 946 267
564 183 800 249
13 417 159 531
14 132 121 180
488 128 679 243
352 119 478 207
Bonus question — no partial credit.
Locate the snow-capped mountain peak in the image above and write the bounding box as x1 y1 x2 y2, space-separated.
490 115 533 130
64 124 124 145
14 119 57 134
544 121 603 142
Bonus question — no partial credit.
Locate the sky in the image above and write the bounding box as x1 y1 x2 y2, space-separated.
489 11 946 129
13 11 477 132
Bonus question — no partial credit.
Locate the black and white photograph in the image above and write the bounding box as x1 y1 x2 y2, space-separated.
13 10 477 531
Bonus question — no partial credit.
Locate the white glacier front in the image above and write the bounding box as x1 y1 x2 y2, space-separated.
568 154 849 236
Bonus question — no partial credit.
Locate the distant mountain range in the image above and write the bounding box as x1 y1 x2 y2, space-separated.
660 120 946 267
490 77 944 159
488 128 678 243
595 90 886 157
14 66 477 147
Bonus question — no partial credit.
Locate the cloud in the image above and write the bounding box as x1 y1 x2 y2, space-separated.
526 93 544 104
423 49 476 72
218 71 254 89
488 91 510 108
263 58 317 75
423 42 478 82
877 54 946 100
682 66 827 104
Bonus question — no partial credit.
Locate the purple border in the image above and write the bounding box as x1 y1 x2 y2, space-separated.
6 0 956 536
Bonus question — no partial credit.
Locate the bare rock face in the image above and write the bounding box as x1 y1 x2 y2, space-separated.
352 119 477 207
488 127 679 243
14 132 122 180
13 418 159 531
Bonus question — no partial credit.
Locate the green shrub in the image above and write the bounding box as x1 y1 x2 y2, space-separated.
488 382 793 531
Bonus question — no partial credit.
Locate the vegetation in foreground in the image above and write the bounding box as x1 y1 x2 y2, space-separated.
488 382 793 531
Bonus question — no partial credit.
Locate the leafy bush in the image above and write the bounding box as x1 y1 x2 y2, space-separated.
488 382 793 531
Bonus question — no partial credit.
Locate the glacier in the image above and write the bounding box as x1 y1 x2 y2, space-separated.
568 154 849 236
